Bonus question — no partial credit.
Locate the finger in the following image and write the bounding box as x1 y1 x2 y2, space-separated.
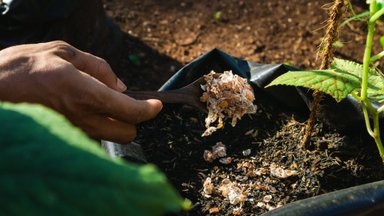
98 88 163 124
49 41 127 92
76 71 162 124
83 115 137 144
109 94 163 124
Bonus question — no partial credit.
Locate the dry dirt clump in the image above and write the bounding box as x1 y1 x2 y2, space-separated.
200 71 257 136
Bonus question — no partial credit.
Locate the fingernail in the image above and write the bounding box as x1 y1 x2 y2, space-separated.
148 99 163 110
117 78 127 92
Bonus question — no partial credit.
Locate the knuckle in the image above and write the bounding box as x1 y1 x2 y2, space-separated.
49 41 77 59
49 40 69 46
96 57 112 76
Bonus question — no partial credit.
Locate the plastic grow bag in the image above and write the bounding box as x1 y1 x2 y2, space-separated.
102 49 384 215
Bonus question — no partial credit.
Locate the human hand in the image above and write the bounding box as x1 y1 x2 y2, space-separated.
0 41 162 143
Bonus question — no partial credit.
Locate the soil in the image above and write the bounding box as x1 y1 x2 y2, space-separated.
102 0 384 215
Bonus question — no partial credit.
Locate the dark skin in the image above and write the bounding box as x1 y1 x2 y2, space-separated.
0 41 163 143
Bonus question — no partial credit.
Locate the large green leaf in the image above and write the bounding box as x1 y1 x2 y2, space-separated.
267 69 361 102
367 74 384 102
0 102 189 216
331 58 384 102
268 58 384 103
331 58 375 75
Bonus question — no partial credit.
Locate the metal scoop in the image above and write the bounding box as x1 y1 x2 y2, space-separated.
124 76 208 112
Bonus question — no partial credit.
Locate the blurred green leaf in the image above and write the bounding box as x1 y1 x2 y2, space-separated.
332 40 344 48
378 0 384 10
0 103 189 216
213 11 222 21
128 54 141 66
367 0 384 10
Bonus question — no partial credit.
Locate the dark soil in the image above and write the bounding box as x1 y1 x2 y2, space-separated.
102 0 384 215
135 99 384 215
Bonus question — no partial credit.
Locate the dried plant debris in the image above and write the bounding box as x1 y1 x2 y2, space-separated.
200 71 257 136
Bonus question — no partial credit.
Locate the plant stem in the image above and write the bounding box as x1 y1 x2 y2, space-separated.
372 111 384 159
362 102 374 137
361 0 384 161
351 91 363 101
370 7 384 23
371 50 384 62
378 104 384 113
361 21 375 100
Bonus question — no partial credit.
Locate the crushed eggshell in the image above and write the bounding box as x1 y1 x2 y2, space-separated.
270 163 298 179
201 71 257 136
209 207 220 214
204 142 228 163
257 202 265 208
263 195 272 203
242 149 252 156
266 204 276 211
255 168 268 176
232 207 243 215
219 157 233 165
276 202 284 209
203 177 215 195
212 142 227 157
203 150 215 162
218 179 247 205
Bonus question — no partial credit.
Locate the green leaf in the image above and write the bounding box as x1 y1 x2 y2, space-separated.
267 69 361 102
0 102 189 216
332 58 376 75
331 58 384 102
331 58 364 76
267 58 384 103
366 73 384 102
